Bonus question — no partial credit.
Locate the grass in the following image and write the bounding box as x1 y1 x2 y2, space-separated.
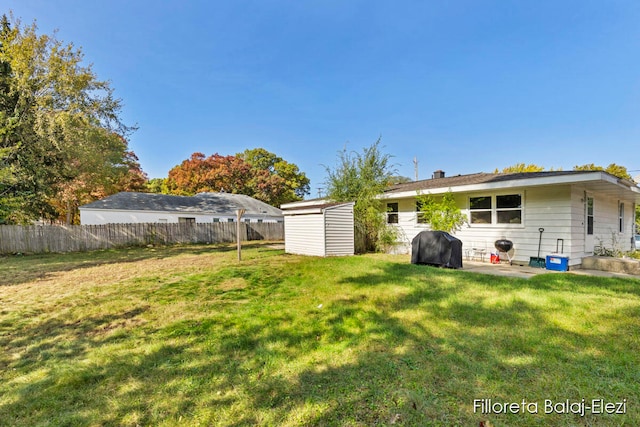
1 243 639 426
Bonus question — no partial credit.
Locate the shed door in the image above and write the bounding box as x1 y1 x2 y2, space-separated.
585 194 594 254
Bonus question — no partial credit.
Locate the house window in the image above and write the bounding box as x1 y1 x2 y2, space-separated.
178 217 195 225
257 219 263 223
619 202 624 233
496 194 522 224
158 218 168 223
587 197 594 235
387 202 398 224
244 218 251 223
469 194 522 225
228 218 234 223
416 201 428 224
213 218 220 222
469 196 492 224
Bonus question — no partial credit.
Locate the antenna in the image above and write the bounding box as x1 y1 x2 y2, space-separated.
413 157 419 181
317 187 323 198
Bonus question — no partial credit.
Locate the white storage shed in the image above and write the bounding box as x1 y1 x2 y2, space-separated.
281 201 355 256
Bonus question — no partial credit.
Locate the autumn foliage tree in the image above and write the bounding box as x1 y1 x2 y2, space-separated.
166 153 253 195
238 148 310 206
165 149 309 206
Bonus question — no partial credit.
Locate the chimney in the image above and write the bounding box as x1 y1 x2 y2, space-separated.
433 170 445 179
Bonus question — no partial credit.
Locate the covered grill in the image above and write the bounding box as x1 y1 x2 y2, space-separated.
411 231 463 269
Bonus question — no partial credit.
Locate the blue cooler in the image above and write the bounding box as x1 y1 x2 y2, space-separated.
546 255 569 271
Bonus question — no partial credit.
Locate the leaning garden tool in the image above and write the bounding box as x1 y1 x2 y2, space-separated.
529 227 546 268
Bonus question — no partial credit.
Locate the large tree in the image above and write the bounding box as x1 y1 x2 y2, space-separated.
573 163 633 181
324 138 397 251
165 149 309 206
237 148 310 206
494 163 545 173
0 14 143 224
166 152 253 196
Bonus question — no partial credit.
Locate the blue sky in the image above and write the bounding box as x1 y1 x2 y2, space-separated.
6 0 640 196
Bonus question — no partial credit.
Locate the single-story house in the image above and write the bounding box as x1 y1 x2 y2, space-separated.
381 170 640 268
281 200 355 256
79 192 283 225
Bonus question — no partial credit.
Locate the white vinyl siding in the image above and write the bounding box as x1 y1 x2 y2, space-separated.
589 194 634 252
570 186 587 257
284 214 326 256
388 186 576 265
80 209 282 225
324 205 355 256
283 202 355 257
383 171 640 266
567 187 634 256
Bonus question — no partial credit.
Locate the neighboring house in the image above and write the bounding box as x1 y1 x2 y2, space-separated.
381 170 640 268
281 200 355 256
79 192 283 225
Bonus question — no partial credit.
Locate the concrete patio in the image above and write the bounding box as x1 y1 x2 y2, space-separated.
461 259 640 279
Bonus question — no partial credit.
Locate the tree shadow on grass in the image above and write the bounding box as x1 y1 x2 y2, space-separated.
2 256 639 426
0 306 149 373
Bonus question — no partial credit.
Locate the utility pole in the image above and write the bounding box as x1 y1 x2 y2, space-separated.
413 157 419 181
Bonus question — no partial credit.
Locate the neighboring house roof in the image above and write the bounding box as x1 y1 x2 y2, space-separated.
79 192 283 216
382 170 640 201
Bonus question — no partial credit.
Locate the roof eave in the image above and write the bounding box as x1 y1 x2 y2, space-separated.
79 207 282 216
380 171 638 199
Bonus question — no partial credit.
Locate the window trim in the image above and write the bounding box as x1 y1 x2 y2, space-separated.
468 193 524 227
387 202 399 224
586 197 594 235
619 201 624 233
469 196 492 225
416 200 427 224
496 194 522 225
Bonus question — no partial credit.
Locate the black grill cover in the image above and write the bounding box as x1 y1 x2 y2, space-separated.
411 231 463 268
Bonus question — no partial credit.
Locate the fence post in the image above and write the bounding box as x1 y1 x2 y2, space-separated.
236 209 246 261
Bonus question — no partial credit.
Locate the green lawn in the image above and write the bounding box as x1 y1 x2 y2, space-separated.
1 243 639 426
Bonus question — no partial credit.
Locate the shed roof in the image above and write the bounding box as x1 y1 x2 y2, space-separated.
281 201 354 216
281 201 351 211
79 192 283 216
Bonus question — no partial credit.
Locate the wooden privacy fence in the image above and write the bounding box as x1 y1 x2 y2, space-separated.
0 222 284 254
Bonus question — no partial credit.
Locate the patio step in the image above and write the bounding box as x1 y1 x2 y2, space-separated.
581 256 640 275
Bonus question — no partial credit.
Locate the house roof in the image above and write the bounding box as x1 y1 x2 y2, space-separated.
382 170 640 201
79 192 283 216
